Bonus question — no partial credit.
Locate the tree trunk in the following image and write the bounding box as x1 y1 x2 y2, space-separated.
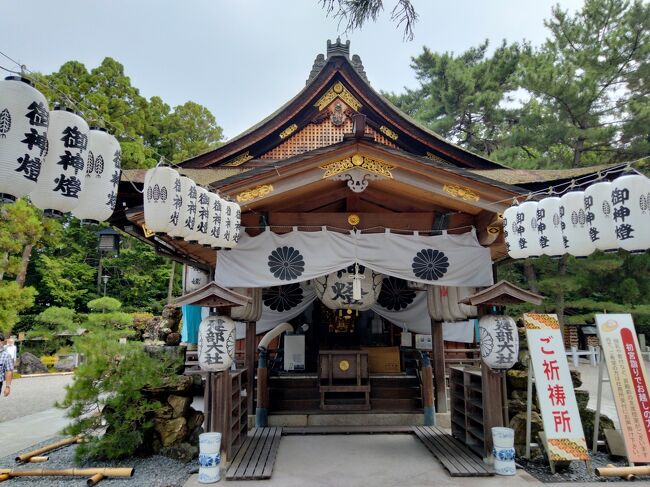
522 259 539 293
572 137 585 168
96 254 103 294
555 254 569 334
15 244 33 288
167 260 176 304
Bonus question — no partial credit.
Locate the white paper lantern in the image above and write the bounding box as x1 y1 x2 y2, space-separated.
0 76 50 202
166 173 187 238
71 129 121 223
584 181 618 252
198 315 236 372
190 186 210 244
478 314 519 369
202 192 222 248
559 191 595 257
143 166 179 234
183 264 210 293
30 108 89 216
516 201 541 258
197 191 215 247
177 177 197 240
314 265 383 311
536 196 565 257
610 174 650 252
503 205 527 259
223 201 242 249
231 288 263 321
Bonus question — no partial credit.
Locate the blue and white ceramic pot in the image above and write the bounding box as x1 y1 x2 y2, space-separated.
198 433 222 483
491 427 516 476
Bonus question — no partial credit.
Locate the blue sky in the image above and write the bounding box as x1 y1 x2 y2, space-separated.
1 0 584 139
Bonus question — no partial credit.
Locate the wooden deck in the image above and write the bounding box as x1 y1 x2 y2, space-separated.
226 427 283 481
412 426 494 477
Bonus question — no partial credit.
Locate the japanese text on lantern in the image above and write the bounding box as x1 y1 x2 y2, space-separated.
202 320 227 366
595 314 650 462
525 313 588 462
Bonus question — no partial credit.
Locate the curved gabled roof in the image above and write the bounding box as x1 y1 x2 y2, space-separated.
181 39 506 170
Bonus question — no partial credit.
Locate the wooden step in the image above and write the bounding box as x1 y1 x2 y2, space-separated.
370 398 421 411
370 386 421 399
269 387 320 400
226 427 283 480
269 398 321 411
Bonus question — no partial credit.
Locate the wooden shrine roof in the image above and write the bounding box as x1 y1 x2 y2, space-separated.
460 280 544 306
174 282 251 308
180 39 506 171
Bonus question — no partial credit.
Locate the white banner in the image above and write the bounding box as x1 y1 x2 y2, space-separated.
525 313 588 461
215 228 493 288
595 313 650 462
256 282 317 334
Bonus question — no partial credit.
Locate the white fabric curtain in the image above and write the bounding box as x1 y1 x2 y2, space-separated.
216 228 493 288
255 282 317 334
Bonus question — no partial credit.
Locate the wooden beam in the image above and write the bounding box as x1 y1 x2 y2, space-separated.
475 210 504 246
267 212 435 231
431 318 447 413
246 321 256 415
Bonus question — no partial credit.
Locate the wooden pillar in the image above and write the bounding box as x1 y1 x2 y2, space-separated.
430 318 447 413
204 371 229 460
246 321 256 415
420 352 435 426
255 349 269 427
481 368 505 458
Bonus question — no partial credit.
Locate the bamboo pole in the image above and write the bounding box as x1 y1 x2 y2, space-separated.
0 467 134 478
28 456 49 463
0 474 8 482
595 465 650 478
15 435 82 462
87 473 105 486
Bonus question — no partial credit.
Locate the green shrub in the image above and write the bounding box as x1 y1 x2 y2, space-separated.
59 332 181 461
87 297 122 313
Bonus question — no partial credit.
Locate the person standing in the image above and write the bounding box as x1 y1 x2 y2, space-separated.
5 337 17 362
0 333 14 397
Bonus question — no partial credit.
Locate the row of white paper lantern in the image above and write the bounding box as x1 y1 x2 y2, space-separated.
144 166 241 248
0 76 122 223
504 173 650 259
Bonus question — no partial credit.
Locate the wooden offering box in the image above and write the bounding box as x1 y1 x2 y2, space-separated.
319 350 370 410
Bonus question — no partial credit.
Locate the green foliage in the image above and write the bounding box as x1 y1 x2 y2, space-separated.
0 281 36 334
387 40 523 156
35 306 76 329
87 297 122 313
59 336 180 461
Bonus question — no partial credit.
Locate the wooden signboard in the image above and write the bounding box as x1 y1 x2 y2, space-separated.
595 313 650 463
524 313 589 462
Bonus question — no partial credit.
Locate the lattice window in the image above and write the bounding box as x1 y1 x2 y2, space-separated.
260 101 397 160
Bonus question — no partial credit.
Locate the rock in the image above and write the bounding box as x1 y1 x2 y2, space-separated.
508 398 537 420
517 327 528 352
154 403 174 419
510 389 526 401
187 409 205 432
154 417 188 447
580 407 615 449
570 369 582 388
143 374 193 396
574 389 589 411
507 369 529 391
166 332 181 346
53 355 76 372
162 305 182 333
168 395 192 419
17 352 48 375
510 411 544 459
160 442 198 463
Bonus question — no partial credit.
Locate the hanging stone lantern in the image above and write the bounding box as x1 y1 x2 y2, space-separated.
314 264 383 311
478 314 519 370
197 314 236 372
0 76 50 203
559 190 595 257
144 166 179 234
71 128 121 223
610 173 650 253
30 108 89 216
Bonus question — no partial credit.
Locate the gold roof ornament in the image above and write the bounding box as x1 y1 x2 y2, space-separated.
379 126 398 141
320 154 394 179
236 184 274 203
314 81 362 112
223 151 254 167
442 183 480 202
279 124 298 139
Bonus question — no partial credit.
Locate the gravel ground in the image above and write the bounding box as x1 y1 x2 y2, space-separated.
517 451 629 483
0 437 196 487
0 375 73 422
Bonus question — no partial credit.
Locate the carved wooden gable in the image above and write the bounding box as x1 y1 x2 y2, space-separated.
260 98 396 161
